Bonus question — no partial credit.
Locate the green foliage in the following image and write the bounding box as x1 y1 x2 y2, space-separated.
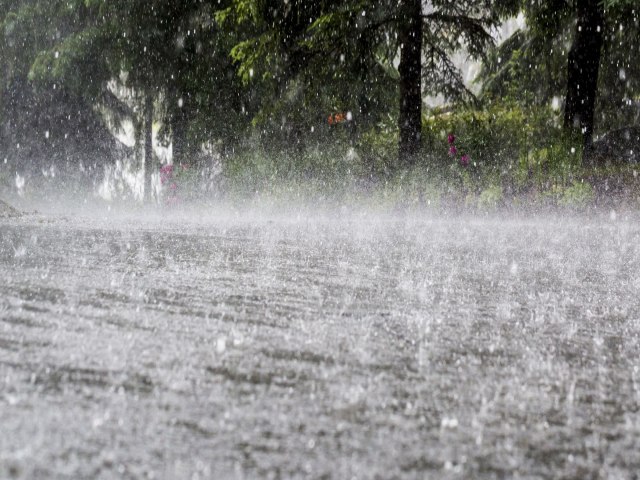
477 185 504 209
424 101 563 168
0 0 637 211
480 0 640 135
418 100 592 204
219 0 517 157
358 121 399 177
29 25 113 99
523 136 583 189
602 0 636 7
558 181 595 207
0 0 121 172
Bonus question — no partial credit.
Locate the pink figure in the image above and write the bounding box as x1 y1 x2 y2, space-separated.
160 164 174 185
159 164 180 205
460 154 470 166
449 146 458 156
447 133 455 145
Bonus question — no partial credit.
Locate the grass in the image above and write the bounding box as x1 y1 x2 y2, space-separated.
2 138 639 214
209 143 640 213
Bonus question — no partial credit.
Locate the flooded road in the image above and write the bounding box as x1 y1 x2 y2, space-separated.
1 210 640 479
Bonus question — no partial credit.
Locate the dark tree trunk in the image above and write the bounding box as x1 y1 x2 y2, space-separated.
171 108 188 166
169 83 189 166
144 93 154 203
398 0 422 167
563 0 604 160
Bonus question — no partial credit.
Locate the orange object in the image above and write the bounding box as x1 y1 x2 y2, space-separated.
328 112 347 125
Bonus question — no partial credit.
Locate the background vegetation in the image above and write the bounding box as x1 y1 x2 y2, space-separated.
0 0 638 209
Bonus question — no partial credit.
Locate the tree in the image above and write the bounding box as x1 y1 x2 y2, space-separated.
25 0 250 201
222 0 504 167
144 93 153 201
216 0 382 153
0 0 119 176
563 0 604 152
479 0 639 163
398 0 422 165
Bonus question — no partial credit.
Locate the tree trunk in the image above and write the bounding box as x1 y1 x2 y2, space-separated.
169 84 189 166
0 66 5 147
144 93 154 203
172 114 188 166
563 0 604 161
398 0 422 167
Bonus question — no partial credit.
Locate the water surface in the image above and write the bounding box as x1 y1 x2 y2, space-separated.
1 211 639 479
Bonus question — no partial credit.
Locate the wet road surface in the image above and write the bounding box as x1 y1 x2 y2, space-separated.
1 211 640 479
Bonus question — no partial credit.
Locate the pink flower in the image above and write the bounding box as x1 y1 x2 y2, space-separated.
460 154 470 166
447 133 455 145
160 164 174 185
449 146 458 156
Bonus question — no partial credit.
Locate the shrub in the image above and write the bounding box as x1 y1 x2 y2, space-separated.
559 181 595 207
477 185 504 210
422 100 584 194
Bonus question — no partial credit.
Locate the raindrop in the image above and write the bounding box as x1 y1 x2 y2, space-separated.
441 417 458 429
15 173 25 193
510 262 518 275
216 337 227 354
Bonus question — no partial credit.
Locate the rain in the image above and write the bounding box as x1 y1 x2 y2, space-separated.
1 1 640 479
